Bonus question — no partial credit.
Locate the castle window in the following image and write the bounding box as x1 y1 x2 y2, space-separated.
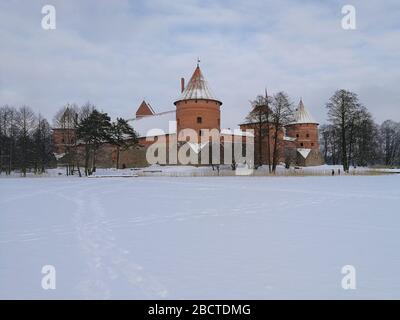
306 133 310 138
300 143 304 147
296 134 299 138
311 143 314 147
197 117 202 124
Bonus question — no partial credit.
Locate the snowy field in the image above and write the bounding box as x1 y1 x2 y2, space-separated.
1 174 400 299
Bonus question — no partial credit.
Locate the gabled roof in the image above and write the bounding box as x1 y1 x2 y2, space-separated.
174 65 221 105
136 100 155 118
291 99 318 125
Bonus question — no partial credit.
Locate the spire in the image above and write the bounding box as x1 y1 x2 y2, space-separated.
292 99 318 124
174 64 222 105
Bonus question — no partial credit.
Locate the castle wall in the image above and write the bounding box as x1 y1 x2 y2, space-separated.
239 123 286 164
52 128 77 154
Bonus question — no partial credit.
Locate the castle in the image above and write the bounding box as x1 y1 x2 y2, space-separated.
53 64 324 168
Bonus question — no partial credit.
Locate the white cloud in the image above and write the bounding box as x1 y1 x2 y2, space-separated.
0 0 399 128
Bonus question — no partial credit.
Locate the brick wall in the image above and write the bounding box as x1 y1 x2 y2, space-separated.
176 99 221 141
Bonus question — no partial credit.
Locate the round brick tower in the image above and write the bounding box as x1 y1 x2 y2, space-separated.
285 99 324 166
286 99 320 150
174 64 222 141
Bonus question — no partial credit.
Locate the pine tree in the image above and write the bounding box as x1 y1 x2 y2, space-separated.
76 109 112 175
109 118 138 169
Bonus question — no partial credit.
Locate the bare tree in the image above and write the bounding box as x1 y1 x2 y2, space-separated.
380 120 400 166
270 92 293 173
326 90 361 172
15 106 36 177
246 90 272 170
320 124 340 165
0 106 18 174
33 115 53 173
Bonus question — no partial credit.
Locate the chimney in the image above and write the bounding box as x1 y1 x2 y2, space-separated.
180 78 185 93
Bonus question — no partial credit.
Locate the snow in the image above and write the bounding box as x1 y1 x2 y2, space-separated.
1 174 400 299
129 111 176 138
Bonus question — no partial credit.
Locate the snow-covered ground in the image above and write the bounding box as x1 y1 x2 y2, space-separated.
1 174 400 299
4 164 388 179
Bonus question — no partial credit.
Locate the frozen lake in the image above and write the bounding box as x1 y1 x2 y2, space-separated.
0 175 399 299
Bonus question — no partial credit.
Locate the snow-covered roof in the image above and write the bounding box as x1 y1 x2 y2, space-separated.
291 99 318 125
174 65 221 104
129 110 176 137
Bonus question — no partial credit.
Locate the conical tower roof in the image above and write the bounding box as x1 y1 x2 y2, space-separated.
292 99 318 124
174 65 222 105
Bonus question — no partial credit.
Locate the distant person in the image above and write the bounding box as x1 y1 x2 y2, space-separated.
332 169 335 176
338 169 341 175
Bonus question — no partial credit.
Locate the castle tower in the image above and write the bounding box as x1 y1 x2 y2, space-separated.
174 64 222 141
286 99 320 149
285 99 324 166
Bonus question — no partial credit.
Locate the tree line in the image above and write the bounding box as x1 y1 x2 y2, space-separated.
320 89 400 169
0 103 137 176
0 105 53 176
246 89 400 172
1 89 399 176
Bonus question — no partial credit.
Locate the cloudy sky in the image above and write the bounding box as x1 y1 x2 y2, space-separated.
0 0 399 128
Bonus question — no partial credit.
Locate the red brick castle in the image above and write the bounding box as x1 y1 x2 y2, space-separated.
53 64 324 167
